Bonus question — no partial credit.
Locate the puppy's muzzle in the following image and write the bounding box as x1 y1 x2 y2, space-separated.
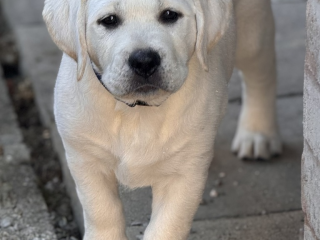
129 49 161 78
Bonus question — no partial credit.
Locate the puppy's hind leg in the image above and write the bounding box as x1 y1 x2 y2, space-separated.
232 0 282 160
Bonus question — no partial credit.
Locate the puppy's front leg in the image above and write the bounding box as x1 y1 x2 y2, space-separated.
143 169 208 240
66 150 127 240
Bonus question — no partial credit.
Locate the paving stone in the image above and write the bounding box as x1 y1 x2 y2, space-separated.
127 211 304 240
0 73 57 240
0 161 57 240
229 2 306 100
196 96 302 220
0 69 22 145
191 211 304 240
14 25 61 126
274 2 306 96
121 187 152 226
1 0 44 28
3 143 30 164
272 0 306 3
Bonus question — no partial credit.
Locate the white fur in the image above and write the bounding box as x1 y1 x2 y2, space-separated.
43 0 281 239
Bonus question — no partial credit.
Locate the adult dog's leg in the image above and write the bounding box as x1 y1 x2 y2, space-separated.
232 0 282 160
65 147 127 240
143 167 208 240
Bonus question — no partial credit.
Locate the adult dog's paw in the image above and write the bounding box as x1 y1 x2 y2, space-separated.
231 129 282 161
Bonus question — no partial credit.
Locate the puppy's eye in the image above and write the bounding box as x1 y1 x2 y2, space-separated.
99 15 120 28
160 10 181 24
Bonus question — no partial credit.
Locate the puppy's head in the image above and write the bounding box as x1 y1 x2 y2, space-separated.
43 0 232 107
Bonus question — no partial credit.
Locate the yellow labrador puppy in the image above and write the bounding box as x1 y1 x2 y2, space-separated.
43 0 282 239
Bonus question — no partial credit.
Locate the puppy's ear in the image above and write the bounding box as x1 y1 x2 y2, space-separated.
194 0 233 71
43 0 88 80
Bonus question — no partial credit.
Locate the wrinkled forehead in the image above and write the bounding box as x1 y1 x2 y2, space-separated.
87 0 194 20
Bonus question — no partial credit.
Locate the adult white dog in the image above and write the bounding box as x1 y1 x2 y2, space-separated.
43 0 282 239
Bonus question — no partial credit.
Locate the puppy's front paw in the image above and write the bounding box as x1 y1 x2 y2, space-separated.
231 129 282 161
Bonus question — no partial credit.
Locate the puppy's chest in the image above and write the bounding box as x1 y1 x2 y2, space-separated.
107 118 187 187
72 104 209 187
112 114 178 157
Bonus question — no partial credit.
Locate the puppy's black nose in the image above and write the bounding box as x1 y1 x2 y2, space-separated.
129 49 161 78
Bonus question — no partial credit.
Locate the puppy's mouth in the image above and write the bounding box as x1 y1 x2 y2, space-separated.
115 87 162 107
119 84 170 107
115 90 169 108
115 98 153 108
92 64 168 107
132 84 160 94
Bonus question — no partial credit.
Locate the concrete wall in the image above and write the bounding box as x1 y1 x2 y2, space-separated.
303 0 320 239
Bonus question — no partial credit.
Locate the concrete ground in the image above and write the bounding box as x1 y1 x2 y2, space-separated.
0 0 306 239
0 68 57 239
